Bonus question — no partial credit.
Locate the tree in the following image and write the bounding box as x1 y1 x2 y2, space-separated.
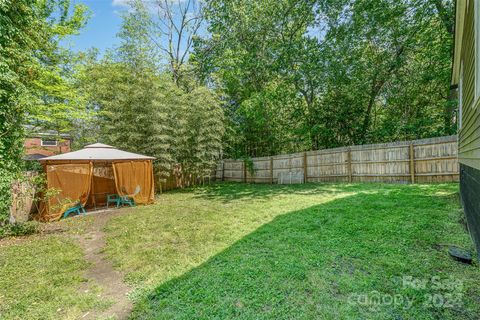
175 86 224 177
0 0 36 222
26 0 90 135
194 0 317 156
194 0 455 157
316 0 455 144
80 9 224 182
0 0 89 225
127 0 204 85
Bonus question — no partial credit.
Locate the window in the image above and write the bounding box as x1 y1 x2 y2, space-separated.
41 139 57 146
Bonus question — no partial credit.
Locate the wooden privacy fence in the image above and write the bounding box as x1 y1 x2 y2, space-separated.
156 164 217 192
157 174 216 192
216 135 459 184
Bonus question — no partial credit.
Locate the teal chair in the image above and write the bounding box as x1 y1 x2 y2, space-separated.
106 194 121 208
119 185 141 207
63 201 86 218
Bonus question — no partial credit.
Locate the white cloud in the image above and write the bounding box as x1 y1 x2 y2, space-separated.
112 0 131 7
112 0 189 7
112 0 199 17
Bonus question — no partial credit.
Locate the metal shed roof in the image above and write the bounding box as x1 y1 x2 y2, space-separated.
39 143 155 161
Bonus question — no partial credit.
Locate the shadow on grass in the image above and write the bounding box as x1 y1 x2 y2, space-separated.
132 184 476 319
187 181 451 203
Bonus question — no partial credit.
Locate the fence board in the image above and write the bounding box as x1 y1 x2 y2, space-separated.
218 136 459 185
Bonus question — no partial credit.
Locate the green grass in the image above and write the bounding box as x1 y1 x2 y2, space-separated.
0 183 477 319
103 182 480 319
0 235 109 319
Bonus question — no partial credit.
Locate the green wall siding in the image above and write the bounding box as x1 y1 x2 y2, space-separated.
459 1 480 170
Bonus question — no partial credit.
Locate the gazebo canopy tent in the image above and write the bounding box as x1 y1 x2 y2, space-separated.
39 143 155 221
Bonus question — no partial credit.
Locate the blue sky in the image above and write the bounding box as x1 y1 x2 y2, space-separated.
66 0 127 53
66 0 205 62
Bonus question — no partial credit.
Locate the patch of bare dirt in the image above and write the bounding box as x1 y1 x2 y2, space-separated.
1 208 135 319
75 210 133 320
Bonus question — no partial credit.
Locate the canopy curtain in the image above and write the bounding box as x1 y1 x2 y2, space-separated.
112 160 155 204
89 164 116 207
39 162 93 221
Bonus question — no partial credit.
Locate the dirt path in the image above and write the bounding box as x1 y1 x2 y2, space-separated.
76 212 133 320
0 209 135 319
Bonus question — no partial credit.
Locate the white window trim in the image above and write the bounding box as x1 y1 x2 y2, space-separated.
41 138 58 147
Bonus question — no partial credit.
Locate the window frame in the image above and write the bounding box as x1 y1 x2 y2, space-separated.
41 138 58 147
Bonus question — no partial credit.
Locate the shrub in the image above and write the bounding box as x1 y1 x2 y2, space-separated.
0 221 38 239
0 169 15 225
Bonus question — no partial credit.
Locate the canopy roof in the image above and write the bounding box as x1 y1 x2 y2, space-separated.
40 143 155 161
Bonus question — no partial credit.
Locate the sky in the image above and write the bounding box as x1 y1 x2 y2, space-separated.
66 0 127 53
67 0 200 58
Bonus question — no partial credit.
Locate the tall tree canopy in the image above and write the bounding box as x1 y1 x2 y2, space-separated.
0 0 456 223
78 8 224 181
194 0 455 158
0 0 89 223
126 0 204 85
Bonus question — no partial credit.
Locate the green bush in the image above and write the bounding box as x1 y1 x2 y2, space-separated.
0 221 38 239
0 168 15 225
23 160 43 173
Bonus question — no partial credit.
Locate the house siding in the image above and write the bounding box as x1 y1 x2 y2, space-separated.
458 0 480 259
459 0 480 170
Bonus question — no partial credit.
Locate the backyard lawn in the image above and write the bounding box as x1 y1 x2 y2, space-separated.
1 183 479 319
0 219 110 319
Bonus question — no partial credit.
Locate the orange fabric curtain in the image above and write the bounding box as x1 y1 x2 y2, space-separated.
39 163 93 221
89 164 116 206
112 160 155 204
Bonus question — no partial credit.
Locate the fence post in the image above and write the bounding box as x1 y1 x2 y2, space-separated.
303 152 308 183
222 161 225 182
243 160 247 183
409 144 415 184
347 148 352 183
270 157 274 184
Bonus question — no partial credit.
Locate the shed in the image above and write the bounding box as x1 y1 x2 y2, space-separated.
38 143 155 221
